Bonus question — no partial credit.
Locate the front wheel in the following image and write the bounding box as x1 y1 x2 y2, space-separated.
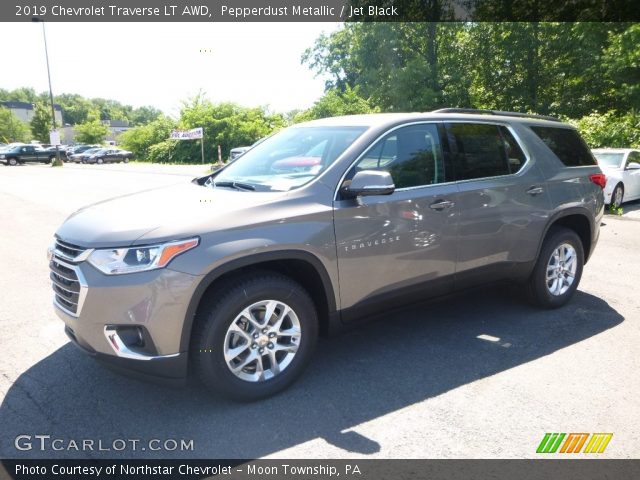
191 273 318 401
7 158 18 166
96 158 104 164
526 227 584 308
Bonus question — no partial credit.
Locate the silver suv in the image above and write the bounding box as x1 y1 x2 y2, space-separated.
49 110 605 400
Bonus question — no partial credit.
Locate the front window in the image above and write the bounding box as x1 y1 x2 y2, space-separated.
593 152 625 168
213 126 367 192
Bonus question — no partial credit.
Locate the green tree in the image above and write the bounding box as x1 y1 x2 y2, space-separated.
0 107 30 143
176 94 286 163
130 106 163 126
74 110 109 144
294 86 378 122
29 102 53 143
118 116 176 159
603 24 640 110
568 110 640 148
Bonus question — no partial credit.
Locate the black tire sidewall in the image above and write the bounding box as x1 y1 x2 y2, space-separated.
531 228 584 308
193 276 318 401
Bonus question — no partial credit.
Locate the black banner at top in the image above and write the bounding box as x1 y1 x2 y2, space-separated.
3 0 640 22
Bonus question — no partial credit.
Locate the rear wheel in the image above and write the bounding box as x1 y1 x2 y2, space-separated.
526 227 584 308
191 273 318 401
96 158 104 164
123 158 129 163
611 183 624 206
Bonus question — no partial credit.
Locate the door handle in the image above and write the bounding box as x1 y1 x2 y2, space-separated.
429 200 455 211
526 186 544 196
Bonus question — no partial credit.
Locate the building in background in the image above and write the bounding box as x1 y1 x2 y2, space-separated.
60 119 130 145
1 101 63 126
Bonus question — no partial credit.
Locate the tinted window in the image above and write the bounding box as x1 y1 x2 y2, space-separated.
627 152 640 166
499 126 527 173
353 124 446 189
530 126 596 166
448 123 510 180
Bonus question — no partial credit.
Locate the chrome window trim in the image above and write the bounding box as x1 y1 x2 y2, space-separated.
333 120 533 200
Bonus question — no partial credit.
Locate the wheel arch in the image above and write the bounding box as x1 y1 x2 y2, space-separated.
179 250 338 353
539 208 594 264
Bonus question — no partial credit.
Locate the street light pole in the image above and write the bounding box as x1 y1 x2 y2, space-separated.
33 17 62 166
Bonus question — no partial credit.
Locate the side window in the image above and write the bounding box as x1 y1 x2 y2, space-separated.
447 123 510 180
499 126 527 173
530 126 596 166
352 124 445 189
627 152 640 167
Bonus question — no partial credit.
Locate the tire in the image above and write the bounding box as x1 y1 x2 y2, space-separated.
96 158 104 164
123 158 129 164
611 183 624 206
526 226 584 309
191 273 318 401
7 158 18 166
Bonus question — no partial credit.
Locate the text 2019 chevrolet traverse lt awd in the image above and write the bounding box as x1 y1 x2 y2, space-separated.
49 110 605 400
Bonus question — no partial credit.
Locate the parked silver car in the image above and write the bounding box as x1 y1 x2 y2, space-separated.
49 110 604 400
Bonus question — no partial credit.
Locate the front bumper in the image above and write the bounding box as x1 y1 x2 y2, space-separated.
52 259 201 382
64 325 188 385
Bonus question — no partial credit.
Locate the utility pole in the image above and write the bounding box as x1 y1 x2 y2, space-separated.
33 17 62 166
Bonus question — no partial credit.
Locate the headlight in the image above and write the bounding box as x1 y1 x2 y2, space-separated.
87 238 199 275
0 155 5 159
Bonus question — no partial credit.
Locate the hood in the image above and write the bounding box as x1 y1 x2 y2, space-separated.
56 182 288 248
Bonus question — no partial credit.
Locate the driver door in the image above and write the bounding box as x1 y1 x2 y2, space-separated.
333 122 459 321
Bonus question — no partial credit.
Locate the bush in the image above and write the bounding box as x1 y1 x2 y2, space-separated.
568 111 640 148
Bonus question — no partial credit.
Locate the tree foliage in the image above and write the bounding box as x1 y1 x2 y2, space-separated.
74 110 109 144
118 116 176 159
568 111 640 149
303 22 638 119
29 102 53 143
129 95 287 163
0 107 30 143
0 88 162 127
293 86 378 122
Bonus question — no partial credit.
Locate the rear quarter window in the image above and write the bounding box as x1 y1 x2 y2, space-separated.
530 126 596 167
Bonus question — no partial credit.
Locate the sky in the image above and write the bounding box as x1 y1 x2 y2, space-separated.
0 22 341 116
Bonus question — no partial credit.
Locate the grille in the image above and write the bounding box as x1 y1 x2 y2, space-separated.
50 239 88 316
54 239 86 261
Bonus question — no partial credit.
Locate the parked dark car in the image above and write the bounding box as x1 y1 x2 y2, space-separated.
85 149 132 164
42 146 68 161
0 144 56 165
70 147 103 164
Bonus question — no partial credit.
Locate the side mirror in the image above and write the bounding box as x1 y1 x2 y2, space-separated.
626 162 640 170
342 170 395 198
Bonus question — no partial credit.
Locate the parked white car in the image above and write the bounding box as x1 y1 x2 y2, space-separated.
592 148 640 205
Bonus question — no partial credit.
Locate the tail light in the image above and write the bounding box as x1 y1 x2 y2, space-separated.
589 173 606 189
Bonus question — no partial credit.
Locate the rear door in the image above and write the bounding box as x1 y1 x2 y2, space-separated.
333 122 459 319
445 122 551 287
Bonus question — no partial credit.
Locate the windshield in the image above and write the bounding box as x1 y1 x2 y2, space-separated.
213 126 367 191
593 152 624 168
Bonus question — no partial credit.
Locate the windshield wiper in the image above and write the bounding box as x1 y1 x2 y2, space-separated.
213 181 256 191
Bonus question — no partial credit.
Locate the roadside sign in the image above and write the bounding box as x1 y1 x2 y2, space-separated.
170 127 203 140
49 129 60 146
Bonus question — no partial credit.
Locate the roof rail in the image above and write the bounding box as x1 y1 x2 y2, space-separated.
432 108 561 123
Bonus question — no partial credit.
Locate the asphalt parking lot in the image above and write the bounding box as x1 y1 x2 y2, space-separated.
0 163 638 459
